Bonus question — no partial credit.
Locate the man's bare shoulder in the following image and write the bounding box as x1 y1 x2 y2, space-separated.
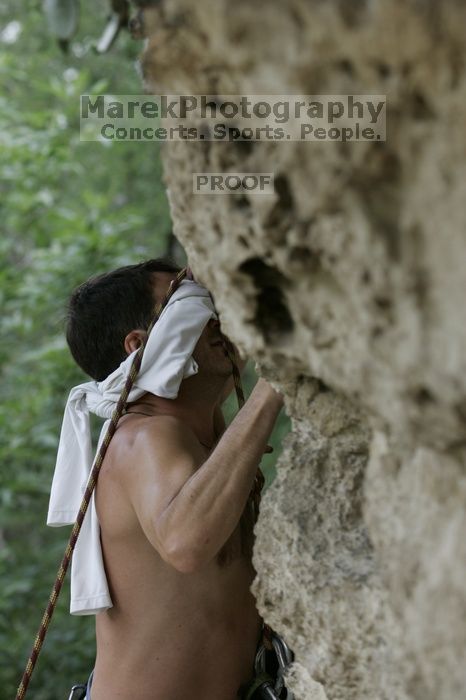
108 413 204 482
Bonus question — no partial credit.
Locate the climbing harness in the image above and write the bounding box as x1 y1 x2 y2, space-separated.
254 626 295 699
15 266 290 698
238 624 295 700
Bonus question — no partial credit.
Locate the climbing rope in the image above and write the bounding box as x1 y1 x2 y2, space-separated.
220 332 265 516
15 266 264 699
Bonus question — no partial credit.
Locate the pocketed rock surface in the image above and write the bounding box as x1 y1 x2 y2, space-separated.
139 1 466 698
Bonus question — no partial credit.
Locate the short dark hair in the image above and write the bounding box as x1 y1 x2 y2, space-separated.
66 258 181 381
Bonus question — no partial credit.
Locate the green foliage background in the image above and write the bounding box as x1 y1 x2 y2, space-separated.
0 2 290 698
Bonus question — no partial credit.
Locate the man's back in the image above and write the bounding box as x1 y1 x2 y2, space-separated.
90 413 262 700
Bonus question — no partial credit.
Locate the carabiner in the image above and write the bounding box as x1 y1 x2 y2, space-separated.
255 681 281 698
67 684 87 700
271 631 294 697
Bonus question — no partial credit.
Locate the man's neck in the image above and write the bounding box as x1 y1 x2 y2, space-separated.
128 373 224 448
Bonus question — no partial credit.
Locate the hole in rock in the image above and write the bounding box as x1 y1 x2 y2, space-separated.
233 194 251 210
373 296 392 311
351 145 402 261
338 0 368 27
414 387 435 404
410 91 435 120
235 139 255 156
337 58 355 76
264 174 295 243
274 174 294 211
238 257 294 341
361 270 371 284
288 246 313 265
376 62 392 78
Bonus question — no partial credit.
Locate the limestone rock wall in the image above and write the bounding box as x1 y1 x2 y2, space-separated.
139 1 466 698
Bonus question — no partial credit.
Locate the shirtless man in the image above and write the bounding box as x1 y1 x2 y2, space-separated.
65 259 284 700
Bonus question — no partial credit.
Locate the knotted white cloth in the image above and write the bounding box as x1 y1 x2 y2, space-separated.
47 279 217 615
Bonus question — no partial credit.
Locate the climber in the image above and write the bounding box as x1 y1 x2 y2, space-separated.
50 258 289 699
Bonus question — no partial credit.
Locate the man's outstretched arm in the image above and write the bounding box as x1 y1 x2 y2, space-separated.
157 378 283 571
125 378 283 573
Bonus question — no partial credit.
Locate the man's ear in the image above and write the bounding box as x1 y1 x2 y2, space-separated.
124 329 148 355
